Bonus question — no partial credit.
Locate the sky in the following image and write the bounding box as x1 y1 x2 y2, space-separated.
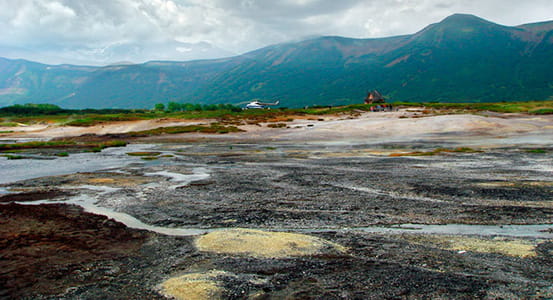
0 0 552 65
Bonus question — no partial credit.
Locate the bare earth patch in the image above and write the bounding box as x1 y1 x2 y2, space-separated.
195 228 347 258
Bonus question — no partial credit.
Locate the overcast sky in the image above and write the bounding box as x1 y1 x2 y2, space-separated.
1 0 552 65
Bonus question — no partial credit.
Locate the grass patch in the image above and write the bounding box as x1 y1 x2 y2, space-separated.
0 131 14 134
0 140 127 151
55 152 69 157
1 154 26 160
65 115 143 127
0 140 77 150
396 100 553 114
529 108 553 115
1 149 23 153
126 124 243 137
0 122 19 127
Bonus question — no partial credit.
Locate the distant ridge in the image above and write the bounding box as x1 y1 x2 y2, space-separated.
0 14 552 109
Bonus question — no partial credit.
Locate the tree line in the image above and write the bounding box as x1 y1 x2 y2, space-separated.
0 104 140 116
0 102 243 116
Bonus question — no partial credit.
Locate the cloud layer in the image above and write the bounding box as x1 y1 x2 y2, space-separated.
1 0 552 65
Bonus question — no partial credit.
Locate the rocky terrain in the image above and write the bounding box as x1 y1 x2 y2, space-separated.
1 112 553 299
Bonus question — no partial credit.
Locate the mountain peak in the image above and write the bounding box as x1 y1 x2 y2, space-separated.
413 13 506 40
439 13 495 26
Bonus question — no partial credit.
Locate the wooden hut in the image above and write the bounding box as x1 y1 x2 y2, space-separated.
364 90 385 104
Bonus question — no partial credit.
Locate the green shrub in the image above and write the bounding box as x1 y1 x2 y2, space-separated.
2 154 26 160
525 149 547 154
529 108 553 115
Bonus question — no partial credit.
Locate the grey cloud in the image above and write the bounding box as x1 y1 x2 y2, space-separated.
211 0 361 19
0 0 551 65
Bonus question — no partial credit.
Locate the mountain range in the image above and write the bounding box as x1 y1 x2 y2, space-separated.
0 14 552 109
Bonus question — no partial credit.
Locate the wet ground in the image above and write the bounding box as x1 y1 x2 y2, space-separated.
1 140 553 299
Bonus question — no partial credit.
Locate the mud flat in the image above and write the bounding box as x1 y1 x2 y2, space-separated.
1 112 553 299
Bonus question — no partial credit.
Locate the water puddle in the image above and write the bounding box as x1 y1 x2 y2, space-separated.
0 144 156 185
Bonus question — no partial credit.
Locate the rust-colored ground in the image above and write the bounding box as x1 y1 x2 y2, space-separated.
0 203 150 298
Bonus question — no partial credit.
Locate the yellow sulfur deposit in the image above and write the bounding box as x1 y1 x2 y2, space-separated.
407 235 538 258
161 271 227 300
195 228 347 258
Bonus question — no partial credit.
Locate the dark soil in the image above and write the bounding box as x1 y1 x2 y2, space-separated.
1 142 552 299
0 189 72 203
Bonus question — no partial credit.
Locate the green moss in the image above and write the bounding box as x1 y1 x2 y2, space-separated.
56 152 69 157
140 156 159 161
525 149 547 154
2 154 26 160
126 152 162 156
1 149 23 153
0 122 19 127
453 147 479 153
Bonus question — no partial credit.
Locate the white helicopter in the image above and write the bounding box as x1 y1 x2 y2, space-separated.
244 100 280 109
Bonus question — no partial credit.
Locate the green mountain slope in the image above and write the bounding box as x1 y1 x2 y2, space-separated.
190 14 553 106
0 14 551 108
